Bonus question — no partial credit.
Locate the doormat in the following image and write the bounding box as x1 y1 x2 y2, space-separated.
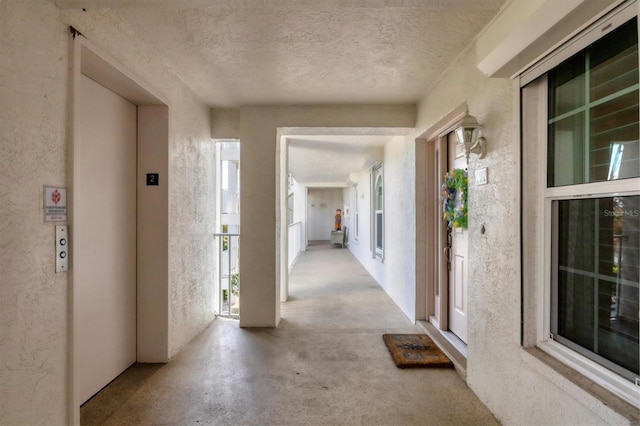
382 334 453 369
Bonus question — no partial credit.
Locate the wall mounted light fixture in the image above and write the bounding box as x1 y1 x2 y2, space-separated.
454 114 486 161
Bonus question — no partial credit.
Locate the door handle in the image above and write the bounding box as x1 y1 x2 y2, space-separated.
445 229 452 271
444 246 451 271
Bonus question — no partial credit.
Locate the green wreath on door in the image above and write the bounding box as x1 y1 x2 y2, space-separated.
440 168 468 229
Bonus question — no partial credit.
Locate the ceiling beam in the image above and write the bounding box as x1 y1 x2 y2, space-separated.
52 0 222 9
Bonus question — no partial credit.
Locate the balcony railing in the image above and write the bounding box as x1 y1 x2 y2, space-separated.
214 233 240 319
288 222 303 270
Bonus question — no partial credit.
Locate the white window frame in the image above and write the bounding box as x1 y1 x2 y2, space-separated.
371 164 384 259
539 186 640 407
522 1 640 407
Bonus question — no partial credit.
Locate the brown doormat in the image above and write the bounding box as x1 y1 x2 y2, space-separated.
382 334 454 369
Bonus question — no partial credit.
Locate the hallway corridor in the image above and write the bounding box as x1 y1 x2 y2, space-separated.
81 243 498 425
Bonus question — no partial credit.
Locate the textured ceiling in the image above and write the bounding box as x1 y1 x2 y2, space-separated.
53 0 505 184
54 0 506 107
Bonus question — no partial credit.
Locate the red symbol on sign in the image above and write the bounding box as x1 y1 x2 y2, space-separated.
52 189 61 205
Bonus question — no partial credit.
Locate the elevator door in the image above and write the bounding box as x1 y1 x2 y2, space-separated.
77 75 137 404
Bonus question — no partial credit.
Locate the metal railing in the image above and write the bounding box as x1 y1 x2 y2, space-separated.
214 233 240 319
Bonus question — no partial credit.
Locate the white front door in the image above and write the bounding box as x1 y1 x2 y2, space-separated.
447 135 468 343
76 75 137 403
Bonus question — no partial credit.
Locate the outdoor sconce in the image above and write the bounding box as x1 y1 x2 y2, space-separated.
454 114 486 161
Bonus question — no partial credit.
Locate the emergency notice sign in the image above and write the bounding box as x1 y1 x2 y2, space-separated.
44 186 67 222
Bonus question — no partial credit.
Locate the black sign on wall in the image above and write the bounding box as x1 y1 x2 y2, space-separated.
146 173 159 186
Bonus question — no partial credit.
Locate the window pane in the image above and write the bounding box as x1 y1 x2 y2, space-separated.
548 18 639 187
553 196 640 380
375 211 383 251
548 112 585 187
590 92 639 182
549 52 585 118
590 20 638 103
375 175 383 210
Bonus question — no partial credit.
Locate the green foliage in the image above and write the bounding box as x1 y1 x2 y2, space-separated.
222 225 229 251
441 168 468 229
231 273 239 297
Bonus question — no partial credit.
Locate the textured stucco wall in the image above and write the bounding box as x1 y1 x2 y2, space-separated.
0 2 69 424
60 2 217 360
381 135 416 320
0 2 216 423
415 41 626 425
346 136 416 321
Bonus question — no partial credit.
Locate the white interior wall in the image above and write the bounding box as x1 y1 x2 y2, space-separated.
292 180 307 247
137 106 169 363
380 136 417 319
0 3 217 423
347 168 385 292
344 136 416 321
307 188 343 241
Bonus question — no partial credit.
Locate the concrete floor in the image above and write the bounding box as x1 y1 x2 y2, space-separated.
81 242 499 425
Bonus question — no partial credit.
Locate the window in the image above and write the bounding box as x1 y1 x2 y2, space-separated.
547 19 639 187
522 7 640 406
371 164 383 257
552 196 639 382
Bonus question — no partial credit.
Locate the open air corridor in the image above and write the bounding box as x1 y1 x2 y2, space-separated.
81 242 498 425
